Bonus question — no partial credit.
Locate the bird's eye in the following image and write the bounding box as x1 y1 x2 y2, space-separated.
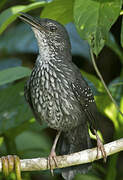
50 26 57 32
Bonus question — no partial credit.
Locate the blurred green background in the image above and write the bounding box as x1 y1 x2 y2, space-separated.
0 0 123 180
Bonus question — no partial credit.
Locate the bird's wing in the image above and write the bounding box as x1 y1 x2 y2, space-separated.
71 79 98 133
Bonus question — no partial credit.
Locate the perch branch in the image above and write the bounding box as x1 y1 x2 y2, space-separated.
0 138 123 172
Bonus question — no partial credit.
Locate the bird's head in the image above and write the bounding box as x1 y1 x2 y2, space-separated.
19 13 71 57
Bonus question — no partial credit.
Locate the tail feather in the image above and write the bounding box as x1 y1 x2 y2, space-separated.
58 123 92 180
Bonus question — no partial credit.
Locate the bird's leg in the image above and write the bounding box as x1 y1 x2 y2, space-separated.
93 129 107 162
48 131 61 176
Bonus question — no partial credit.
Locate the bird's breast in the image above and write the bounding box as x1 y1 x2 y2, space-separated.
29 61 82 131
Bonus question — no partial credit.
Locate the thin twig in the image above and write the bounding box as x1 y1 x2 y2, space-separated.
0 138 123 172
90 48 123 117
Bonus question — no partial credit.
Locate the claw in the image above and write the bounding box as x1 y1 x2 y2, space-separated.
47 150 58 176
94 129 107 162
1 156 9 176
14 155 22 180
8 155 14 173
1 155 22 180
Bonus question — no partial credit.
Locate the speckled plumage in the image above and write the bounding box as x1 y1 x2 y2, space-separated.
26 57 88 131
20 13 99 180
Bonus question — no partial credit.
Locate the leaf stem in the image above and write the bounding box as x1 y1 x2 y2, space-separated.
90 48 123 117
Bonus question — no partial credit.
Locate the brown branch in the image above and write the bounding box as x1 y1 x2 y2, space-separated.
0 138 123 172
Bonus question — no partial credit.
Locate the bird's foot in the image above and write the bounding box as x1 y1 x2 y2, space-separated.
48 150 58 176
47 131 61 175
94 129 107 162
1 155 21 180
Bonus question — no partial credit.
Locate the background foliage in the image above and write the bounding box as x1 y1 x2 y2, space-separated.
0 0 123 179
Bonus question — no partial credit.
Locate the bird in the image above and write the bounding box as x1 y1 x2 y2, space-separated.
19 12 106 180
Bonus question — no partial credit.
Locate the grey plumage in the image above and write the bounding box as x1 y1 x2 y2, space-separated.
19 13 99 180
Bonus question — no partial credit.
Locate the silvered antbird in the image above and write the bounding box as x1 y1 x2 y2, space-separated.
19 13 106 180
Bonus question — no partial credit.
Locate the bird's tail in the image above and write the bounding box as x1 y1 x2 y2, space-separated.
58 123 92 180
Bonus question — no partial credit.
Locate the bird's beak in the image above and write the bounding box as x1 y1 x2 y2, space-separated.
19 12 46 32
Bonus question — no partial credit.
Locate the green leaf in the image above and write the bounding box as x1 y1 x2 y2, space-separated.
96 76 123 130
41 0 74 24
76 174 101 180
0 66 31 86
0 0 7 9
81 70 104 92
0 23 37 54
0 1 47 34
109 77 123 128
16 130 51 158
74 0 122 55
106 154 118 180
121 16 123 48
0 81 33 134
106 32 123 65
